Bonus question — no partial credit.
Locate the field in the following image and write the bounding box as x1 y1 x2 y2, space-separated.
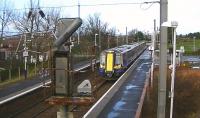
176 38 200 54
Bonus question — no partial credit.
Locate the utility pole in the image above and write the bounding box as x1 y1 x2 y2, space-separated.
1 11 5 39
126 26 128 44
154 19 156 32
30 0 33 37
95 33 98 47
98 20 101 52
157 0 168 118
1 0 6 39
151 19 156 87
193 37 196 51
37 0 40 32
116 35 119 47
23 34 28 79
107 34 110 49
77 0 80 44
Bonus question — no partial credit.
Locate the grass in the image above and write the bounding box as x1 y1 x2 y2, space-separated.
0 77 24 89
176 38 200 54
142 66 200 118
0 68 37 89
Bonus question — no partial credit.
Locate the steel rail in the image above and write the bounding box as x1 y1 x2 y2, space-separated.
0 61 98 105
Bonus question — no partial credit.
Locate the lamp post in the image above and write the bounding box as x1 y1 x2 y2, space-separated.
126 26 128 44
98 20 101 52
116 35 119 47
162 21 178 118
23 34 28 79
107 33 110 49
95 33 98 46
116 30 120 47
193 36 196 52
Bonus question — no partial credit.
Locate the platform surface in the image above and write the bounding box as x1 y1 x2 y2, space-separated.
97 51 151 118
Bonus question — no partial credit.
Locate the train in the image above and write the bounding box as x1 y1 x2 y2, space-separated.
98 42 146 79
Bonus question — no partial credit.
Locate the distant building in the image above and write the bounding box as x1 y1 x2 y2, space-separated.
0 35 21 60
0 32 53 62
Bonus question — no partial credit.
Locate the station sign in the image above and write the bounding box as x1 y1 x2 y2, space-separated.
23 51 28 57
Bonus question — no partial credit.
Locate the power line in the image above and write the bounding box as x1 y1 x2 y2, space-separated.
81 2 146 6
0 1 159 12
81 1 159 6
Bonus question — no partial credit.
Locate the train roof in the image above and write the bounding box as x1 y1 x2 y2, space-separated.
102 42 144 54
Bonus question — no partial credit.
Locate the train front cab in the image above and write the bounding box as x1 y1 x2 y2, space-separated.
105 51 115 77
99 51 115 77
100 51 125 77
99 50 126 78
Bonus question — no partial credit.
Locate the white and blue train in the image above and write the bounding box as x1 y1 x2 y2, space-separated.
99 42 146 79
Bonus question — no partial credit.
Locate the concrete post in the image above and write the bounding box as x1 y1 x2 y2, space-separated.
126 26 128 44
151 19 156 88
157 0 168 118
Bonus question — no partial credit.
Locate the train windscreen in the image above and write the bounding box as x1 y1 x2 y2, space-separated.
100 53 105 65
115 54 121 65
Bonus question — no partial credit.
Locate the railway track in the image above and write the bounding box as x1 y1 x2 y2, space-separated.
0 64 115 118
0 86 53 118
0 48 146 118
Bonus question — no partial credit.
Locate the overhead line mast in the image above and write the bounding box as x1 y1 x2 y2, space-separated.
157 0 168 117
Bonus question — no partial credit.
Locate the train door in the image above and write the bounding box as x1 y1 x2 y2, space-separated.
106 52 114 72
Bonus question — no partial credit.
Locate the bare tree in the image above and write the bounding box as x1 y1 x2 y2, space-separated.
0 0 13 39
10 0 61 63
42 8 61 33
12 7 60 34
128 29 138 42
107 27 117 48
11 1 43 33
83 13 103 36
77 13 119 53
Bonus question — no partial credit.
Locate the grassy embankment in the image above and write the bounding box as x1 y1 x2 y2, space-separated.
176 38 200 55
142 67 200 118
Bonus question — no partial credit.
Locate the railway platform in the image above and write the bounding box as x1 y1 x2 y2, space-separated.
84 50 152 118
0 60 95 105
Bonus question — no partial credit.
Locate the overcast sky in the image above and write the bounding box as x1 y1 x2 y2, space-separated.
7 0 200 34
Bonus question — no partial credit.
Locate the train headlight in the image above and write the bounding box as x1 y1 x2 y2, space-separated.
100 64 105 68
114 64 121 69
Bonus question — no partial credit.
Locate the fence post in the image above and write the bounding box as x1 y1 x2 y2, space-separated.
27 65 29 79
18 67 21 80
35 62 37 75
0 72 1 82
146 71 150 102
9 69 11 80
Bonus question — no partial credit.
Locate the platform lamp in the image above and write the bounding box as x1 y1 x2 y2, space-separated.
95 33 98 47
162 21 178 118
